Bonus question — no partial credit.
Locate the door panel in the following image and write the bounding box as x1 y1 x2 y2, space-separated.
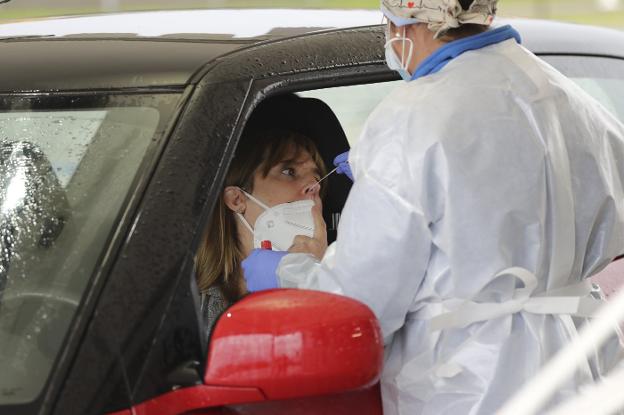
219 384 382 415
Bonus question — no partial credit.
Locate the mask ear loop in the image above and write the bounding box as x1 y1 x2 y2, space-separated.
400 27 414 72
384 28 414 74
236 212 255 236
239 189 270 211
234 188 268 239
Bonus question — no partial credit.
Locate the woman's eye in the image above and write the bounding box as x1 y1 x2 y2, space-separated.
281 167 295 177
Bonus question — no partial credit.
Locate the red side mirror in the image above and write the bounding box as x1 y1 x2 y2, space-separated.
204 289 383 401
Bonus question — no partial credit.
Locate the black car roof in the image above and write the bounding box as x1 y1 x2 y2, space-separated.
0 39 246 92
1 11 623 93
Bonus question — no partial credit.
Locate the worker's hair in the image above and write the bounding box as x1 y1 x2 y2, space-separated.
439 0 495 40
195 128 326 302
459 0 476 8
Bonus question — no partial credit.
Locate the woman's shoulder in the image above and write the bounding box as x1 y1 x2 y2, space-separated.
203 285 225 296
201 285 230 315
200 285 234 341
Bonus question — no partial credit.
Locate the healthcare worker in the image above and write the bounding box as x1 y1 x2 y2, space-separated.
242 0 624 413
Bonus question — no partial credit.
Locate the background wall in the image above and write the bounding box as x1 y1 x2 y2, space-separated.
0 0 623 28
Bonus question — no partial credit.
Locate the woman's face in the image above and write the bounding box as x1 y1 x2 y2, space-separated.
244 146 322 227
223 143 325 257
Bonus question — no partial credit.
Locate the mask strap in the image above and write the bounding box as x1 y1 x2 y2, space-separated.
239 189 270 210
234 188 268 237
400 27 413 71
384 33 414 73
401 27 408 67
236 212 255 235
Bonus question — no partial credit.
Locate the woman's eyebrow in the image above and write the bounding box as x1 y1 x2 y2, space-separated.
279 158 322 176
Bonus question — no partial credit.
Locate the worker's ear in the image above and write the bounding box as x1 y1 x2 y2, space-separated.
223 186 247 214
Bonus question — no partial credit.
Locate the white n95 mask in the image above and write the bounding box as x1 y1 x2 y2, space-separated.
236 190 315 251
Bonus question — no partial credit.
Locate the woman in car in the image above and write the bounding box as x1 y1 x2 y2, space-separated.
195 127 327 339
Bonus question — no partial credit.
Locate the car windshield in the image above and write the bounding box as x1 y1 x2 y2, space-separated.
0 92 181 404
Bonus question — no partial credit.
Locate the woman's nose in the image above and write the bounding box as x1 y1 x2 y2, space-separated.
302 179 320 197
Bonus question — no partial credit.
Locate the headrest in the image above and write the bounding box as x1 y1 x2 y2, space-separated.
244 94 353 243
0 141 68 268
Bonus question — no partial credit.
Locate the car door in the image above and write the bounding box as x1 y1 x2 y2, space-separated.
38 26 391 415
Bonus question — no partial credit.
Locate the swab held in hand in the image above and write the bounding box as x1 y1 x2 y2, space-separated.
307 166 338 193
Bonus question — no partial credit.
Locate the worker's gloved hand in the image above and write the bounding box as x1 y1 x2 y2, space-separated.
242 249 288 292
333 151 353 182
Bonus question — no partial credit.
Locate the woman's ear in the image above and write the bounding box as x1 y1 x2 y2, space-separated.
223 186 246 214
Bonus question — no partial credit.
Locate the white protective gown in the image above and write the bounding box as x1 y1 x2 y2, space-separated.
277 38 624 414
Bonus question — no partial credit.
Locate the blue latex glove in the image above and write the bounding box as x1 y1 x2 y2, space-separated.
333 151 353 181
242 249 288 292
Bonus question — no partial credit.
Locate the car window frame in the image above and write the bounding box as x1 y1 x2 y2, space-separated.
92 26 397 415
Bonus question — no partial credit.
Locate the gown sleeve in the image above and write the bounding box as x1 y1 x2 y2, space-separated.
278 171 433 343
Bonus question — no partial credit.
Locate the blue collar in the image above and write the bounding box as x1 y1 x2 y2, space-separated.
411 25 522 81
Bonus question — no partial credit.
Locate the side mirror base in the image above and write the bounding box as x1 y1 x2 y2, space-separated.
106 385 265 415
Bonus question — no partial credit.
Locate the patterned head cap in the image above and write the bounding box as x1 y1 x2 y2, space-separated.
381 0 498 38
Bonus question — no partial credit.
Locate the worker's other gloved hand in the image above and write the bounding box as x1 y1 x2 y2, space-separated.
333 151 353 182
242 249 288 292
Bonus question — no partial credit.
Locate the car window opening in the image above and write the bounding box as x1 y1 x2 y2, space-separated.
194 93 352 343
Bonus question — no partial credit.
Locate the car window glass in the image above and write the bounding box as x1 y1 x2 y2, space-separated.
0 93 181 405
300 56 624 145
543 56 624 122
572 79 621 116
299 81 400 146
1 109 129 187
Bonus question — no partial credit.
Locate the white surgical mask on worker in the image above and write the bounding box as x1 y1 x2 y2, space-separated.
236 190 315 251
385 26 413 82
